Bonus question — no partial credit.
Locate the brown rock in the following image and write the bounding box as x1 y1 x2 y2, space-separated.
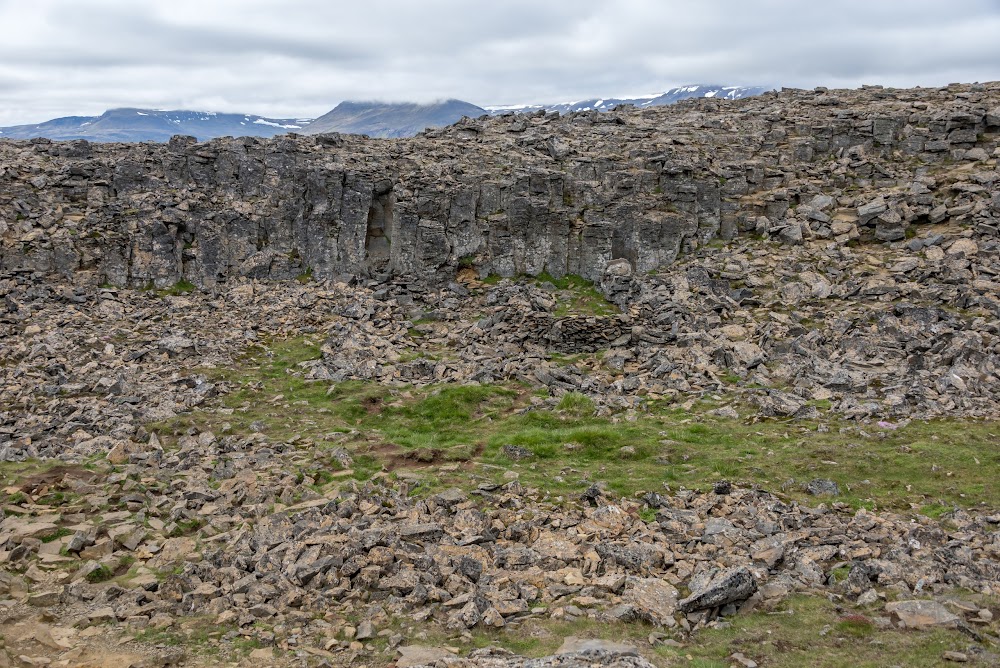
885 600 960 629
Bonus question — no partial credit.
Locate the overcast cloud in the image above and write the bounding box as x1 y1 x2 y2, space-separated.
2 0 1000 126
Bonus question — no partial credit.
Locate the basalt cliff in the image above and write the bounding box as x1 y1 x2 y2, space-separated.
3 83 999 291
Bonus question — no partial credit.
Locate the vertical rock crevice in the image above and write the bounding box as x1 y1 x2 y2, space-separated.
365 180 394 271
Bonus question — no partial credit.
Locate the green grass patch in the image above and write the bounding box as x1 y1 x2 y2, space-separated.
658 595 979 668
168 518 205 537
147 337 1000 512
39 527 72 543
555 392 595 416
86 564 114 583
3 492 26 506
36 491 76 507
158 279 196 296
458 593 985 668
534 272 617 317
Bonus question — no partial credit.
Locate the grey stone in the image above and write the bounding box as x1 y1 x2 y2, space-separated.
875 210 906 241
776 224 803 245
355 619 375 640
556 638 637 655
678 567 758 613
400 523 443 541
858 197 888 224
396 645 454 668
806 479 840 496
623 577 679 626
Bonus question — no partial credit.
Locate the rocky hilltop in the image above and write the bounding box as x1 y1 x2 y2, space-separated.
0 84 998 667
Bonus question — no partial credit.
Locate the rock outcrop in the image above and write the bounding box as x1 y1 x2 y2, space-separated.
2 82 999 291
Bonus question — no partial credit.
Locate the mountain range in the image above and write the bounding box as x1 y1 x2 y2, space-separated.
0 108 310 143
0 85 770 143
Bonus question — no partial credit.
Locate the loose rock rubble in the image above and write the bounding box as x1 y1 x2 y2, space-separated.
1 458 999 667
305 230 1000 420
0 279 336 463
408 647 657 668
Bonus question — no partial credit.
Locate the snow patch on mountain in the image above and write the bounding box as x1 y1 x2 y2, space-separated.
485 84 769 116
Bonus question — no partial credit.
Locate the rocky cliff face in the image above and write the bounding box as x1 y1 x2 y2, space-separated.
1 83 999 291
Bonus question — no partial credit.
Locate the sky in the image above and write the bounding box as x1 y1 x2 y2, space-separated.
2 0 1000 126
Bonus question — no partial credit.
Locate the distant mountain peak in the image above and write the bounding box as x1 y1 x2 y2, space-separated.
301 99 486 138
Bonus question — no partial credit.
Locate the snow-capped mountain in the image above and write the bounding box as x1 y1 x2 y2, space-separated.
485 85 770 115
0 108 312 142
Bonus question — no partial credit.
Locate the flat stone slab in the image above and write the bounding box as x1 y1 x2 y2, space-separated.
397 645 454 668
623 577 678 626
886 600 960 629
557 637 638 656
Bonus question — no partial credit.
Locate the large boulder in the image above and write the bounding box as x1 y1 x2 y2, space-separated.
679 567 758 612
885 600 960 629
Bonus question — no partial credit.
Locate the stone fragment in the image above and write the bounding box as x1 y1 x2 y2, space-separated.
399 523 443 541
885 600 960 629
396 646 454 668
858 197 888 224
678 567 758 613
946 238 978 257
482 607 505 627
875 210 905 241
730 653 759 668
355 619 375 640
27 590 62 607
623 577 678 626
556 637 637 655
805 479 840 496
776 224 803 245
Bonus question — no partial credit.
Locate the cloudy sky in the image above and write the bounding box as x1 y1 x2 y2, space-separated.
2 0 1000 126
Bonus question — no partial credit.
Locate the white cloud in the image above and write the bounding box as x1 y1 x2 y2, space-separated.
1 0 999 125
